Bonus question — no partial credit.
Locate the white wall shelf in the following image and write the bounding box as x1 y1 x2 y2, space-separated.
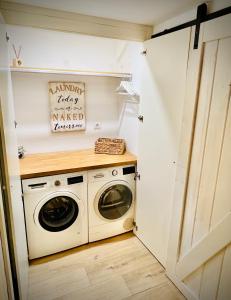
10 67 132 79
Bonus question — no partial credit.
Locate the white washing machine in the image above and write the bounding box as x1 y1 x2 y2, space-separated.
88 165 136 242
22 172 88 259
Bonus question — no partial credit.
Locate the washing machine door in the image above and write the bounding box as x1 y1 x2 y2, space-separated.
34 191 80 232
96 181 133 220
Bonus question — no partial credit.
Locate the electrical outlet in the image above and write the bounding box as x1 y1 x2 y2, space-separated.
94 122 101 130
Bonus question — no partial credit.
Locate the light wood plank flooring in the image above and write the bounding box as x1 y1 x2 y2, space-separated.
29 233 184 300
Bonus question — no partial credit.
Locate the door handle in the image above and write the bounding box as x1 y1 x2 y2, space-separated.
101 201 124 208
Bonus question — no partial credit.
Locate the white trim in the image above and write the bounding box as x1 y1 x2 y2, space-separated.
0 1 153 42
0 183 13 300
0 236 9 300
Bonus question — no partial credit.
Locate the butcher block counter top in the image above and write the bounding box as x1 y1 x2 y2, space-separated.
19 149 137 179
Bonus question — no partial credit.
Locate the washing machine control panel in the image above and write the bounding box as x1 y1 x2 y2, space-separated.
112 169 118 176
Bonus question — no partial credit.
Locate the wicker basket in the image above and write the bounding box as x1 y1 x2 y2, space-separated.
95 138 126 155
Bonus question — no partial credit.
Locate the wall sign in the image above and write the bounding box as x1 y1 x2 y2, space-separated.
49 81 85 132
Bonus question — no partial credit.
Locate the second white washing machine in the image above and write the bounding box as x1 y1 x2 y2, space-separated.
88 165 136 242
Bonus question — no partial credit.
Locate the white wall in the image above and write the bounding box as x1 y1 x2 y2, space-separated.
117 42 144 155
12 72 121 153
7 25 122 72
7 25 143 154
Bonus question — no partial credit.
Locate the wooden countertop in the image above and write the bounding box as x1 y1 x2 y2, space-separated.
19 149 137 179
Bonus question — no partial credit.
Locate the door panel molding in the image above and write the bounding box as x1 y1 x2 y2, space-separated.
176 213 231 280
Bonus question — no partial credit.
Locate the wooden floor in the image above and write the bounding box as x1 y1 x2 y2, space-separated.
29 233 185 300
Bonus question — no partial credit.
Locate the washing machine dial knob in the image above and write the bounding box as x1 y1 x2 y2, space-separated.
54 180 61 186
112 169 118 176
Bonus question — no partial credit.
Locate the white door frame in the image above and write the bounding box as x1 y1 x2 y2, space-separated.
0 12 29 299
0 182 14 300
0 236 9 300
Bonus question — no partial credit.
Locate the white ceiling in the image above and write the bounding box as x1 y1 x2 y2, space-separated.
8 0 203 25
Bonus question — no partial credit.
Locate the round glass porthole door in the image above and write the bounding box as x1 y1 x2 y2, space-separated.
38 196 79 232
98 184 132 220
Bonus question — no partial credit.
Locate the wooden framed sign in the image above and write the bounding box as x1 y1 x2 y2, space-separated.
49 81 85 132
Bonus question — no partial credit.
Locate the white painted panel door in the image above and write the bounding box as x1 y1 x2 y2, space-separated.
0 15 28 299
135 28 191 267
167 14 231 300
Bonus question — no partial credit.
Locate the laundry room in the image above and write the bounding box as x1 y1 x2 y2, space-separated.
0 1 231 300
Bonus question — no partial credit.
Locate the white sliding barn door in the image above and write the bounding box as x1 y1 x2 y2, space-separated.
135 28 191 267
167 14 231 300
0 14 28 299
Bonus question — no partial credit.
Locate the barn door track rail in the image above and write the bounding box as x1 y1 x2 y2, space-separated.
151 3 231 49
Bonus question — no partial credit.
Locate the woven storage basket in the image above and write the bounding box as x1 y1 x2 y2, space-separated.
95 138 126 155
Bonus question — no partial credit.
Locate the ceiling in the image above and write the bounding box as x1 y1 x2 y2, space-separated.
7 0 203 25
